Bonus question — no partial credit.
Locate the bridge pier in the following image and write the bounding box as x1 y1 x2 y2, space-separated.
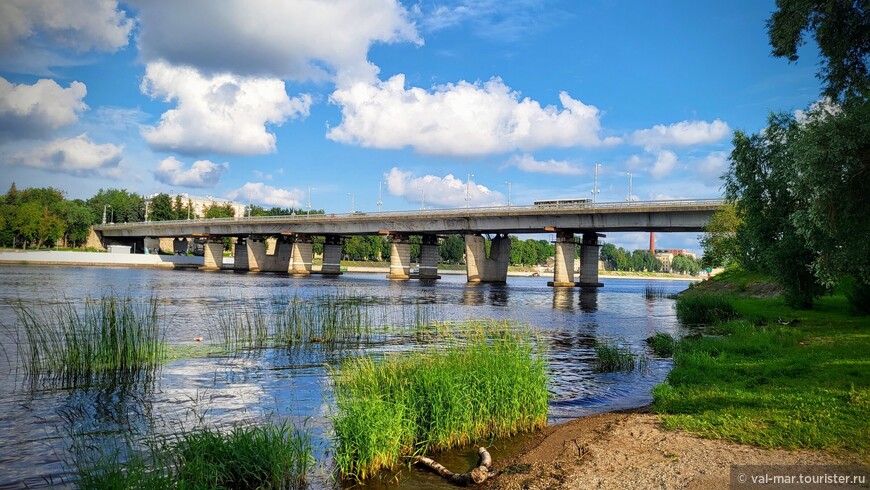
579 232 603 287
417 234 441 279
234 237 250 271
246 236 267 272
202 237 224 270
262 237 292 272
465 234 510 283
290 234 313 275
321 235 343 275
387 234 411 280
549 231 577 287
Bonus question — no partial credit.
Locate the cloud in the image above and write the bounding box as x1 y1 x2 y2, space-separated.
226 182 303 208
0 0 133 72
506 154 585 176
413 0 549 42
649 149 678 179
385 167 503 207
0 77 87 140
695 151 729 185
140 61 312 156
131 0 418 83
153 156 228 188
328 75 620 157
11 133 123 176
631 119 730 147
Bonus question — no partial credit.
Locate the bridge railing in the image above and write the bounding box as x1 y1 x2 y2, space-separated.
98 198 725 228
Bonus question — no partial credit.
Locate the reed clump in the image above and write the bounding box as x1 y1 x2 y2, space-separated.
272 293 376 346
675 293 737 325
330 323 549 482
643 285 670 299
646 332 677 357
14 295 166 384
594 342 643 372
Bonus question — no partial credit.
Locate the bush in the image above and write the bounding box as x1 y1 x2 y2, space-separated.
675 293 737 325
841 276 870 315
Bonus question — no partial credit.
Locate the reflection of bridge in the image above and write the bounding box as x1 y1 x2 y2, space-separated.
93 199 723 287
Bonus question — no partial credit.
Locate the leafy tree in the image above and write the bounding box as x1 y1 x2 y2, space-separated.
61 200 96 247
149 193 175 221
6 182 18 205
767 0 870 100
88 189 143 224
440 235 465 263
672 254 701 275
726 113 822 308
700 203 741 269
202 203 235 219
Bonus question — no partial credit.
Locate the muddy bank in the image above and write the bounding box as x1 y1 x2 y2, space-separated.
487 411 861 490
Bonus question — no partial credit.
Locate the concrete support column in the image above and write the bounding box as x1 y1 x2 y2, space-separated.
417 234 441 279
549 231 576 287
263 237 292 272
290 235 313 275
464 234 510 283
234 237 250 271
387 234 411 280
202 237 224 270
247 237 267 272
579 232 604 287
321 235 343 275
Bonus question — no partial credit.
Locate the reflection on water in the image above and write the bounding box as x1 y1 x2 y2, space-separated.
0 265 693 489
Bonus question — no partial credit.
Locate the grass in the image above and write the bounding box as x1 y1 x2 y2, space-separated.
645 332 677 357
13 295 166 385
330 323 549 482
73 422 314 490
594 342 642 372
643 285 670 299
675 293 738 325
654 292 870 455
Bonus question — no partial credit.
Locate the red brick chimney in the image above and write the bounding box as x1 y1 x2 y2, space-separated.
649 232 655 253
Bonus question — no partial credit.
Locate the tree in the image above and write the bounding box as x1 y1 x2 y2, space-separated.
202 203 235 219
61 200 96 247
440 235 465 263
149 193 175 221
767 0 870 100
726 113 823 308
88 189 143 224
700 203 741 269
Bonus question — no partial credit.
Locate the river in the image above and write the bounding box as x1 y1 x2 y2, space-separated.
0 265 693 488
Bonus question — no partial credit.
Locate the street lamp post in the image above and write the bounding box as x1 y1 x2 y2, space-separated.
307 187 315 216
418 187 425 210
109 205 114 224
592 163 601 203
504 181 512 207
377 181 384 213
626 172 633 202
465 173 474 208
348 192 355 213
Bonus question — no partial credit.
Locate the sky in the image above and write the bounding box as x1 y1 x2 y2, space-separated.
0 0 824 254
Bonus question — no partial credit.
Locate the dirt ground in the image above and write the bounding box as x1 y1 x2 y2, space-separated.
486 411 865 490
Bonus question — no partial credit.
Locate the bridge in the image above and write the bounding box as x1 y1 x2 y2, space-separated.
93 199 723 287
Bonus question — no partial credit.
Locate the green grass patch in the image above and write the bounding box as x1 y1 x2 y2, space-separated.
330 324 548 482
654 297 870 454
675 293 738 325
12 295 166 385
594 342 644 372
646 332 677 357
73 422 314 490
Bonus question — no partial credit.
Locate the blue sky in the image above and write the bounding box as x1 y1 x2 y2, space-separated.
0 0 822 254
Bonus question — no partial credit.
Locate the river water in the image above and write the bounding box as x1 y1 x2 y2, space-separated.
0 265 693 488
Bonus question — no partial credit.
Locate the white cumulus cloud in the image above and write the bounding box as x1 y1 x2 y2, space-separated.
141 61 312 156
226 182 303 208
695 151 729 185
385 167 503 208
153 156 228 188
328 75 620 157
11 133 123 176
0 77 87 140
506 154 585 176
631 119 730 147
649 149 678 179
132 0 418 83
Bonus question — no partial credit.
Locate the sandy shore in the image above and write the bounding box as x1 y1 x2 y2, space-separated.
487 411 864 490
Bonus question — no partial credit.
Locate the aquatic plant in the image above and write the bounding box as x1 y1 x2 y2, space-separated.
594 342 641 372
209 301 269 350
643 285 670 299
675 293 737 325
330 323 548 482
14 295 166 384
645 332 677 357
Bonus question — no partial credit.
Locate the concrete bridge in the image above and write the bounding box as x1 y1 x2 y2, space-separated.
93 199 723 287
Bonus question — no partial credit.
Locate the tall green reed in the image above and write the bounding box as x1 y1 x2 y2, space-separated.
14 295 166 385
330 322 549 482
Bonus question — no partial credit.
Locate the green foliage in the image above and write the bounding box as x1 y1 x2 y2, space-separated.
343 235 388 261
439 234 465 264
654 310 870 453
61 199 96 247
148 193 175 221
87 188 143 224
203 202 235 219
700 203 740 269
767 0 870 100
840 275 870 315
646 332 676 357
675 293 738 325
508 235 555 266
671 255 701 275
594 342 642 372
330 324 548 481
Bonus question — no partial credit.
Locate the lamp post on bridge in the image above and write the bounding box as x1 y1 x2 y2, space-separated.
348 192 355 213
377 181 385 213
307 187 315 217
626 172 633 202
418 187 425 210
592 163 601 203
465 173 474 208
505 181 512 208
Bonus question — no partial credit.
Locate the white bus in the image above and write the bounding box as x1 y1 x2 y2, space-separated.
532 198 592 208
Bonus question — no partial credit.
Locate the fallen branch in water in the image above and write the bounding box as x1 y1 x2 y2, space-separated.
413 447 494 485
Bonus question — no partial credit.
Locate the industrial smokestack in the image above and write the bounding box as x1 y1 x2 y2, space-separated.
649 232 655 253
